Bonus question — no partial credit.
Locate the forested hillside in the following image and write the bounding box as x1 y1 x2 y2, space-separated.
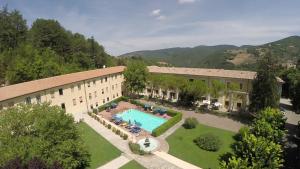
0 7 116 85
121 36 300 70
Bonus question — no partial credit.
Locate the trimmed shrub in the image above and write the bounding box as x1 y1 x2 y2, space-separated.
183 117 198 129
92 108 98 114
112 127 116 133
108 124 111 129
128 142 147 155
123 134 128 140
116 129 120 135
152 110 182 137
194 134 222 152
98 96 127 112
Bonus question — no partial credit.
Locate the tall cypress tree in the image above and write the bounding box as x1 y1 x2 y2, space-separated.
249 51 280 112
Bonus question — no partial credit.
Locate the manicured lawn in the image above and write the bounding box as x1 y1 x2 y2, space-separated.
78 122 121 169
166 123 236 169
119 160 146 169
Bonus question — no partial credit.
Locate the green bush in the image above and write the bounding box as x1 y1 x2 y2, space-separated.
92 108 98 114
123 134 128 140
183 117 198 129
128 142 147 155
116 129 120 135
98 96 127 112
129 99 144 107
152 110 182 137
194 134 222 152
108 124 111 129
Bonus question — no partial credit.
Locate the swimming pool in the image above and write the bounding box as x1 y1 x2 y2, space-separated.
116 109 167 132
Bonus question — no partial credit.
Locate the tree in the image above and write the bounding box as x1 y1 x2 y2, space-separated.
291 81 300 113
220 108 286 168
220 156 250 169
233 133 283 169
0 6 27 52
179 80 209 106
210 80 226 100
124 60 149 96
250 51 280 112
29 19 71 58
0 103 90 169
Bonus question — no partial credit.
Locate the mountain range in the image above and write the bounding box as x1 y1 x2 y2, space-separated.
120 36 300 70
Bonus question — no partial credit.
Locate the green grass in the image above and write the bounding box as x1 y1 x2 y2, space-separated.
119 160 146 169
78 122 121 169
166 123 236 169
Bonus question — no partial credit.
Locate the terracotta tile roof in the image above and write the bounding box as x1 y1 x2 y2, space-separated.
0 66 125 102
147 66 284 82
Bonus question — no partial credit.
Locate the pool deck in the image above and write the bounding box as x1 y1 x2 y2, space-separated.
98 101 171 141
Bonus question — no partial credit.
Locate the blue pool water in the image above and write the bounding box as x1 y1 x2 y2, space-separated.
116 109 167 132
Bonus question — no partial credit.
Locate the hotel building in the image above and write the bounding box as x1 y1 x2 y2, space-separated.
143 66 283 111
0 66 125 119
0 66 283 115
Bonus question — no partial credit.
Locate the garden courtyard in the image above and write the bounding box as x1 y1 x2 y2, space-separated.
166 123 236 169
78 122 121 169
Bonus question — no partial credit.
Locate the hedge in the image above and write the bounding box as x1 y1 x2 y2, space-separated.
152 109 182 137
129 99 144 107
97 96 129 112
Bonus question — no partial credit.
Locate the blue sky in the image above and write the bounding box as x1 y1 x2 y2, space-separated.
2 0 300 55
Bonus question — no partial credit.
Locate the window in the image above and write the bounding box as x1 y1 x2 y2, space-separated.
71 85 74 92
79 96 83 103
115 75 117 79
240 83 243 90
117 93 119 97
101 79 103 83
96 102 98 107
36 95 41 103
147 89 151 93
87 81 90 87
113 94 115 99
25 97 31 104
105 77 107 82
102 89 104 94
61 103 66 110
8 102 14 107
73 99 76 106
94 91 97 98
78 84 81 90
50 91 55 98
112 85 114 90
90 105 93 109
59 88 63 95
237 103 242 108
155 90 159 94
225 101 229 107
93 80 96 85
107 97 109 102
89 93 92 100
103 99 105 104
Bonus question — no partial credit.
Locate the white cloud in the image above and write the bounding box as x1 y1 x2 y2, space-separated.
178 0 196 4
157 15 166 21
151 9 161 16
150 9 166 21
